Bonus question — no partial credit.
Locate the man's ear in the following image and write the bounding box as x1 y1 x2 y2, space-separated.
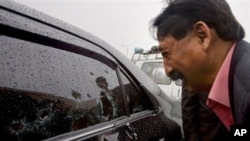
193 21 211 51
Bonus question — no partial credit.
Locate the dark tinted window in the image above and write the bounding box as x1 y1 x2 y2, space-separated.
120 72 153 114
0 36 128 140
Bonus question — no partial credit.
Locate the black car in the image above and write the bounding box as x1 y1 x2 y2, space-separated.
0 0 182 141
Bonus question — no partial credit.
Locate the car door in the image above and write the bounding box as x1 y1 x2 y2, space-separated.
0 1 182 140
0 31 181 141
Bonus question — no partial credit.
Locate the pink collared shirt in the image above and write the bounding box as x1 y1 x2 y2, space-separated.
206 43 236 131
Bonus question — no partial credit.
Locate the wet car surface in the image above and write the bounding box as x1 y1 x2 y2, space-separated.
0 0 182 140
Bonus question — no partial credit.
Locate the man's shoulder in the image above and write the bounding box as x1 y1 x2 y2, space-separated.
235 40 250 53
233 40 250 66
232 40 250 81
231 40 250 125
231 40 250 94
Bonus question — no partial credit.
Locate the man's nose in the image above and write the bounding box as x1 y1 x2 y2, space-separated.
163 62 173 76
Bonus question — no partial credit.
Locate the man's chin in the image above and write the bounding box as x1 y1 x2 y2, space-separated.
183 83 209 94
183 80 197 94
183 86 196 94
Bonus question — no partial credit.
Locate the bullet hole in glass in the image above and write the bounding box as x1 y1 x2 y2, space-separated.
37 110 49 121
9 121 23 133
105 70 108 74
87 93 91 98
90 72 94 76
71 90 81 100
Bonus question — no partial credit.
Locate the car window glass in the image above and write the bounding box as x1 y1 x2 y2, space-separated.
0 9 116 63
120 72 153 114
0 36 126 140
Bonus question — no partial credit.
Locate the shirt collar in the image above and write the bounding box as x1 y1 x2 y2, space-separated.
208 43 236 107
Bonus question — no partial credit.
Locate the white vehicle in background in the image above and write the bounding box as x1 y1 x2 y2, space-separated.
131 47 182 100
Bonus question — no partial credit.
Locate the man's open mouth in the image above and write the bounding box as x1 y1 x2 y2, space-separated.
169 70 184 81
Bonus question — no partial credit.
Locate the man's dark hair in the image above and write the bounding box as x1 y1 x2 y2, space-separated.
152 0 245 41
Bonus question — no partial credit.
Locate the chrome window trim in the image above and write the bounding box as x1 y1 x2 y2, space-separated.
62 124 114 141
44 110 156 141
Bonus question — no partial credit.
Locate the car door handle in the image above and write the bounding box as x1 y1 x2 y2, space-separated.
125 123 138 140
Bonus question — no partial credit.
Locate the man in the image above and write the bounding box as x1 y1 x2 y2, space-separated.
151 0 249 140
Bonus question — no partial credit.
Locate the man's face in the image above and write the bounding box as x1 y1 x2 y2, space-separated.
159 32 207 93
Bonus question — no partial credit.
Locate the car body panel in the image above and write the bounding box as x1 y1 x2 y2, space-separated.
0 0 182 140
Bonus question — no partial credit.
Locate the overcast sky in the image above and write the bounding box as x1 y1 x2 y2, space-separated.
13 0 250 58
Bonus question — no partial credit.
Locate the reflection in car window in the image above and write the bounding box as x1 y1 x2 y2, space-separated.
0 36 125 140
120 72 153 114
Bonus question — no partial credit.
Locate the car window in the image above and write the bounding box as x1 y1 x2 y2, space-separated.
0 36 127 140
119 72 153 114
